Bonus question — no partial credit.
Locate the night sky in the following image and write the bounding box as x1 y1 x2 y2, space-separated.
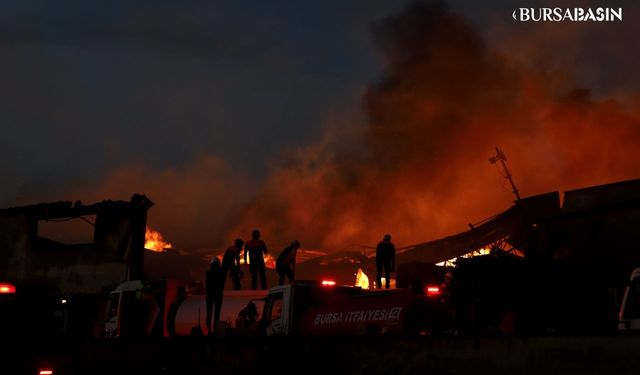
0 1 408 195
1 1 638 254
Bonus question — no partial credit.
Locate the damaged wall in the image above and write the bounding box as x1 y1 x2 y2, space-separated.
0 194 153 294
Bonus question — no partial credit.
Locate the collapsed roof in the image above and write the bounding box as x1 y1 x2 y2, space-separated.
398 178 640 264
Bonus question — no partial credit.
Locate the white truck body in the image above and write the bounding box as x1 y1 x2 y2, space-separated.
105 280 267 337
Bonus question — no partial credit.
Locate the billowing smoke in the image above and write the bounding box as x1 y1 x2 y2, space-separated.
225 1 640 251
8 2 640 256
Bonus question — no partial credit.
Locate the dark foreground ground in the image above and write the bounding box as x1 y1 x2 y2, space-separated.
4 334 640 375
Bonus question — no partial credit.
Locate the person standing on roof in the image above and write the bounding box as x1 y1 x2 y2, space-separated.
206 256 224 336
376 234 396 289
276 240 301 285
244 229 268 290
222 238 244 290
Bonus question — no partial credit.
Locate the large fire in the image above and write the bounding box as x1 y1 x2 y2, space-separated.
145 226 173 252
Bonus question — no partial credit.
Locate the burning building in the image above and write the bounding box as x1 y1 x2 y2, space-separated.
397 178 640 267
394 178 640 334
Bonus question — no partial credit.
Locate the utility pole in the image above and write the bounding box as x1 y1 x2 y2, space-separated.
489 146 521 201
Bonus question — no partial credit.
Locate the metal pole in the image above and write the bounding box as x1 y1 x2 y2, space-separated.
499 156 521 200
490 147 521 201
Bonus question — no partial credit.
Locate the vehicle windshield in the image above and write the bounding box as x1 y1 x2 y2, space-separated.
268 293 283 321
106 294 120 321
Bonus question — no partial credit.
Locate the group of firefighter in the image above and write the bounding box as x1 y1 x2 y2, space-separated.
205 230 396 335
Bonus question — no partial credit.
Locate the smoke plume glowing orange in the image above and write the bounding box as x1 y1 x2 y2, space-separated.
225 2 640 251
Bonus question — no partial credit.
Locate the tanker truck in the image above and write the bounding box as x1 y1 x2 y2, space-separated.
104 279 267 338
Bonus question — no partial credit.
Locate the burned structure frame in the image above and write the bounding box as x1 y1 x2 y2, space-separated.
0 194 153 294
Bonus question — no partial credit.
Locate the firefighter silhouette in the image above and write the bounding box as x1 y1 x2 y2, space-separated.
376 234 396 289
206 257 224 335
244 229 268 290
167 285 186 337
222 238 244 290
276 240 300 285
236 301 260 336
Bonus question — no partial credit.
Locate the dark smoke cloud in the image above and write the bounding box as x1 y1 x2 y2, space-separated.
479 1 640 99
226 1 640 252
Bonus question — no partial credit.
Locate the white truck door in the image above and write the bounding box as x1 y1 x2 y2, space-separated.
619 268 640 330
265 291 285 336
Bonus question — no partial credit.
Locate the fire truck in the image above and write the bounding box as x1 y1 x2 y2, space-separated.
105 279 445 337
258 281 444 336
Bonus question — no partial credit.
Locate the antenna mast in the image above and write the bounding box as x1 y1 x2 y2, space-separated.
489 146 521 201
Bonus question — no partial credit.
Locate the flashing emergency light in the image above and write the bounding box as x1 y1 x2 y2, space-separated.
425 285 441 297
39 370 54 375
321 280 336 286
0 283 16 294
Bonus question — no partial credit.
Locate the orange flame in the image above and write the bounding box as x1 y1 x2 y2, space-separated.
264 254 275 269
436 246 492 267
239 254 276 269
355 268 370 289
145 226 173 252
